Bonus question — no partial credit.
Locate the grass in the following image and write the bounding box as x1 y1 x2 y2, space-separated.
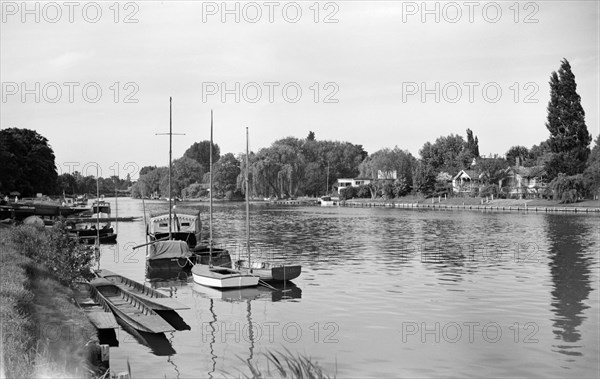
0 227 100 378
234 348 334 379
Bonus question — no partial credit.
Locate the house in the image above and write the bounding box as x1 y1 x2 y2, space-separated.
336 178 372 193
452 169 486 194
499 165 547 198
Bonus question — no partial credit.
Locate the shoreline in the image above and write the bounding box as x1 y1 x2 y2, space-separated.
339 200 600 213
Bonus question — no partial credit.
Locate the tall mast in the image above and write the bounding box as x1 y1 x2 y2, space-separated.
168 97 172 240
245 127 250 268
96 164 100 268
156 98 184 239
209 110 213 265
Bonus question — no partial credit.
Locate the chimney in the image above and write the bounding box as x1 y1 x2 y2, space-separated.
516 156 520 167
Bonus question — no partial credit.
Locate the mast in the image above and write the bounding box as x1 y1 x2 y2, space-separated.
156 98 184 239
209 110 213 266
96 164 100 268
245 127 250 268
326 162 330 195
168 97 172 240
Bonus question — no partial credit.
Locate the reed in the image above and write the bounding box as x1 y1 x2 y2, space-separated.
239 348 334 379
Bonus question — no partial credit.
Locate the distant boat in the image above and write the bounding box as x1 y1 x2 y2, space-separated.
191 112 259 289
234 127 302 282
318 196 338 206
90 278 175 334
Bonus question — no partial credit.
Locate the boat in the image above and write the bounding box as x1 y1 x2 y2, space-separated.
90 278 175 334
234 259 301 281
72 282 119 331
147 212 202 249
318 195 338 206
234 127 302 282
141 98 231 273
96 269 189 311
191 112 259 289
76 232 118 245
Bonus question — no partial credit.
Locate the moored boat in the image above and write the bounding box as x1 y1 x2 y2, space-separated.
191 112 259 289
90 278 175 334
148 212 201 249
96 269 189 311
234 259 302 281
72 282 119 331
191 264 259 288
234 127 302 282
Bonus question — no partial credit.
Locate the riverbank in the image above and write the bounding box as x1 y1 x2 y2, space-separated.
0 226 102 378
341 196 600 213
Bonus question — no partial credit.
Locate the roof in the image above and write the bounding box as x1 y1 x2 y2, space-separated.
453 170 484 181
507 165 546 178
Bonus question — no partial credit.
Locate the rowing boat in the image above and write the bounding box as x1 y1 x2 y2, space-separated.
96 269 189 311
90 278 175 334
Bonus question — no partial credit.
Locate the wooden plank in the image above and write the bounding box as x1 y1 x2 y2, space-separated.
87 311 118 329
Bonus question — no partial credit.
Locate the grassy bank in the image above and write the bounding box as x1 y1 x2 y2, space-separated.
0 225 99 378
344 195 600 209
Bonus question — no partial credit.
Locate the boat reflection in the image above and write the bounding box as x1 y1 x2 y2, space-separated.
191 280 302 378
119 327 176 357
191 281 301 302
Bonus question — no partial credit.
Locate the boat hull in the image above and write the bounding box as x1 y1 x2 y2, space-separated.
191 265 259 288
96 269 188 311
235 261 302 281
90 278 175 334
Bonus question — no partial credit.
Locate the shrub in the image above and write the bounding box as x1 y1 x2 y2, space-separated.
480 184 500 198
6 222 96 286
356 184 371 198
339 186 357 200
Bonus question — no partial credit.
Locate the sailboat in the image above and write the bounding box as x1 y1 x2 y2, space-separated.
234 128 302 282
143 99 231 275
192 112 259 289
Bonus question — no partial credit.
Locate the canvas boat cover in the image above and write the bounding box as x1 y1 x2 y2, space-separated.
149 214 200 235
147 240 192 261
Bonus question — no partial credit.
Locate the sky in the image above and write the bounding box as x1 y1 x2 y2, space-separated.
1 1 598 179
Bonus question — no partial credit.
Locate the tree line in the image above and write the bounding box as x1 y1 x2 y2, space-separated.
1 59 597 202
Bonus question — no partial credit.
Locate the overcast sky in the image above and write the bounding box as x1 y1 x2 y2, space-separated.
1 1 598 179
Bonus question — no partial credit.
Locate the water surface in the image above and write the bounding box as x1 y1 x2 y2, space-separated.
98 198 599 378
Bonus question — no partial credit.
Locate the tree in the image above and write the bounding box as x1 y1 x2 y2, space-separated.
171 157 203 197
465 129 480 160
213 153 241 195
505 146 530 166
526 141 551 167
475 157 509 185
183 141 220 174
420 134 469 175
358 147 416 198
412 162 436 196
139 166 157 176
307 131 315 141
545 59 592 179
583 135 600 199
0 128 57 196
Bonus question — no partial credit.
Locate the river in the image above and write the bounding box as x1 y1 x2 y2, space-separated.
97 198 599 378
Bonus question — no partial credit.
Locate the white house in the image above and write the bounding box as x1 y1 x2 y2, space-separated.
336 178 372 193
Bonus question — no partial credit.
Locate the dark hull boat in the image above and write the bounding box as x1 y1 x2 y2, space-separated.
90 278 175 334
73 282 119 346
145 240 232 277
77 233 118 244
234 260 302 282
96 269 188 311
